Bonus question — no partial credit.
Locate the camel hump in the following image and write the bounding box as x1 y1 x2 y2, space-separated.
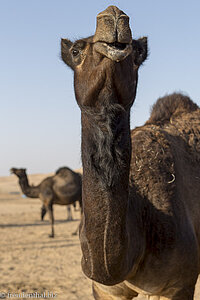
55 166 74 177
146 93 199 125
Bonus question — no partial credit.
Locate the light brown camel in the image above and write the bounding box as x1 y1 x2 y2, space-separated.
61 5 200 300
10 167 82 237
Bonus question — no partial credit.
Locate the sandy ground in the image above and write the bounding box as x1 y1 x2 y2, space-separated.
0 173 200 300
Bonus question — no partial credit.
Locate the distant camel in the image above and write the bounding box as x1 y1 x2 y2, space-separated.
10 167 82 237
61 5 200 300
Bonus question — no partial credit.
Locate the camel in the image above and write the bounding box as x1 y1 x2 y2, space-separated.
11 167 78 221
10 167 82 237
61 5 200 300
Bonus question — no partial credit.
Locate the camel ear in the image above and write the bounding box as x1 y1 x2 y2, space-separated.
132 37 148 66
61 38 74 70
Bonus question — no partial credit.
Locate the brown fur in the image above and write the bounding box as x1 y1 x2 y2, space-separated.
146 93 198 125
10 167 82 237
61 5 200 300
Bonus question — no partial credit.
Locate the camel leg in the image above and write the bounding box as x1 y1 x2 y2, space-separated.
171 285 195 300
72 203 82 235
73 202 78 211
73 201 81 212
41 204 47 221
47 202 54 238
72 222 80 236
79 198 82 213
66 205 73 221
92 282 138 300
147 286 195 300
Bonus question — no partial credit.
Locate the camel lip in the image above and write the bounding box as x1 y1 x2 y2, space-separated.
10 168 18 174
94 41 132 62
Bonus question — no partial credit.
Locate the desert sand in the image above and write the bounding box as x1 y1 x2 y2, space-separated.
0 173 200 300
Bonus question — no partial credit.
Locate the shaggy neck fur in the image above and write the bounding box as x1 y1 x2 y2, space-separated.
80 102 133 285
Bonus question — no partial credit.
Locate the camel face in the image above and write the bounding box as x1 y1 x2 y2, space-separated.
10 167 26 178
61 6 148 109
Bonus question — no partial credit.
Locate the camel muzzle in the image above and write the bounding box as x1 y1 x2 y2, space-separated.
10 168 15 174
93 6 132 61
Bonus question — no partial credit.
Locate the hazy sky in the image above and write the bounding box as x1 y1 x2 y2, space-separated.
1 0 200 176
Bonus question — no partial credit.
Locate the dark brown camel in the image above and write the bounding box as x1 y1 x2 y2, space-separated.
11 169 76 222
61 5 200 300
10 167 82 237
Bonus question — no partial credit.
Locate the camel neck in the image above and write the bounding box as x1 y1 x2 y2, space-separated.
18 175 40 198
80 103 132 285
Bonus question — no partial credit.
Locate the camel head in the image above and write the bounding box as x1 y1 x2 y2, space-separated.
10 168 27 178
61 6 148 109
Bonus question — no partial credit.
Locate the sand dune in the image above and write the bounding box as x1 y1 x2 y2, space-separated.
0 173 200 299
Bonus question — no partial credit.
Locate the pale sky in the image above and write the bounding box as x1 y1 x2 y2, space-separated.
1 0 200 175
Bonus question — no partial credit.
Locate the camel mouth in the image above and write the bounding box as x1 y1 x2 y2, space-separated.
107 42 127 50
10 168 15 174
94 41 132 62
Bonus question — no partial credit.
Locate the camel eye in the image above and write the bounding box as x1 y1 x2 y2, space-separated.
72 49 79 57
